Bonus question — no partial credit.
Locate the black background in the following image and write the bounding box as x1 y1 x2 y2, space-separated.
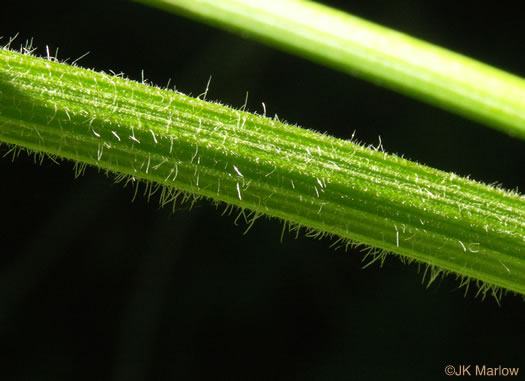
1 1 524 380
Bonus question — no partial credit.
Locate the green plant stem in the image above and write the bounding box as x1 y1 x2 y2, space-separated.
1 48 524 297
137 0 525 140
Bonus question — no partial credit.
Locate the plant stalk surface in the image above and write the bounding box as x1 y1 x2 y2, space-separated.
1 48 524 297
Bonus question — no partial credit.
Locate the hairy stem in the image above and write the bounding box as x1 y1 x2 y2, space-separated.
137 0 525 140
1 48 524 297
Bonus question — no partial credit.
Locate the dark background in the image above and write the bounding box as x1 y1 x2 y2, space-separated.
1 1 524 379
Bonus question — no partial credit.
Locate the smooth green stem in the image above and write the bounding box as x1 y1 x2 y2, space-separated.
1 48 524 297
136 0 525 140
